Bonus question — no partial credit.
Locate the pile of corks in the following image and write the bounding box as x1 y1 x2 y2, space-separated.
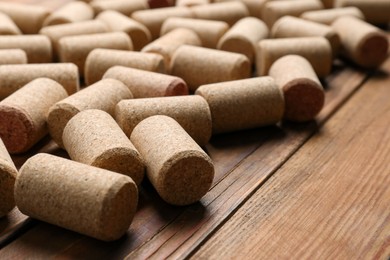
0 0 389 241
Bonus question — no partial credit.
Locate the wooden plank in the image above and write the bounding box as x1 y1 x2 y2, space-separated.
190 58 390 259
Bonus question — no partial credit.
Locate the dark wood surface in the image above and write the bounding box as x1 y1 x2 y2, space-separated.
0 1 389 259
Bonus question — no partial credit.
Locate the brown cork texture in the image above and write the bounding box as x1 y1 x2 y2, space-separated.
161 17 228 49
0 63 79 99
269 55 325 122
0 2 50 34
130 115 214 206
0 35 52 63
256 37 332 77
213 0 267 18
218 17 269 63
43 1 94 27
300 7 365 25
0 12 22 35
115 95 212 146
331 16 389 68
0 78 68 154
39 20 108 59
58 32 133 76
334 0 390 25
170 45 251 91
63 109 145 186
142 28 201 69
97 10 152 51
271 16 340 57
85 48 165 86
15 153 138 241
47 78 133 148
262 0 324 28
0 138 17 217
195 76 284 134
103 66 188 98
0 49 27 65
176 0 210 7
190 1 249 26
131 6 194 39
91 0 148 16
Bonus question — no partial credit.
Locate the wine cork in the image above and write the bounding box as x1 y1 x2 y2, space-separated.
85 49 165 86
271 16 340 57
262 0 324 28
103 66 189 98
195 77 284 134
58 32 133 76
190 1 249 26
43 1 94 27
217 17 269 63
213 0 266 19
0 35 52 63
0 138 18 217
269 55 324 122
0 49 27 65
256 37 332 77
63 109 144 185
0 2 50 34
131 6 193 39
39 20 108 59
0 11 22 35
0 63 79 100
115 95 212 146
332 16 389 68
130 115 214 205
0 78 68 154
176 0 210 7
170 45 251 91
97 10 152 51
334 0 390 25
91 0 148 16
160 17 228 49
142 28 201 69
47 78 133 148
301 7 365 25
15 153 138 241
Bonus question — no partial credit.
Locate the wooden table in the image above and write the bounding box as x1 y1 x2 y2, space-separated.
1 1 389 259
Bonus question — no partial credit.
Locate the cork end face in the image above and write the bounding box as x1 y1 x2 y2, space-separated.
165 79 189 96
283 79 325 122
0 163 17 217
358 34 389 68
219 38 254 63
233 56 251 80
0 105 34 154
127 28 151 51
158 151 214 206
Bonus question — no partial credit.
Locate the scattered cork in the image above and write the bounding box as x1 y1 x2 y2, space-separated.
0 49 27 65
331 16 389 68
0 138 18 217
0 63 79 99
334 0 390 25
269 55 325 122
262 0 324 28
271 16 340 57
97 10 151 51
130 115 214 206
115 95 212 146
85 49 165 86
63 109 145 185
195 77 284 134
39 20 108 59
161 17 228 49
0 78 68 154
43 1 94 27
256 37 332 77
213 0 266 18
190 1 249 26
0 2 50 34
47 78 133 148
218 17 269 63
15 153 138 241
131 6 193 39
0 35 52 63
176 0 209 7
91 0 148 16
142 28 201 69
0 11 22 35
170 45 251 91
58 32 133 75
300 7 365 25
103 66 189 98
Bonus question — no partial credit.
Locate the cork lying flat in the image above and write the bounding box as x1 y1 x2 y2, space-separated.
0 138 17 217
43 1 94 27
0 12 22 35
300 7 365 25
0 49 27 65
